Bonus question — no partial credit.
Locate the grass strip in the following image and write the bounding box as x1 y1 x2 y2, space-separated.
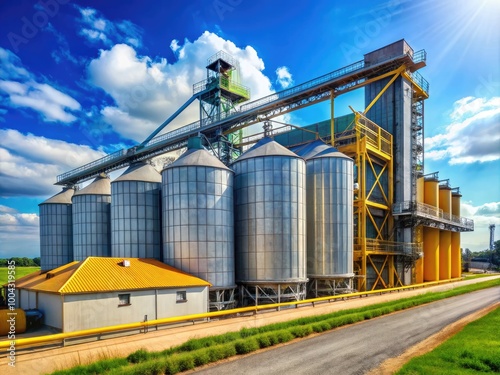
396 306 500 375
50 278 500 375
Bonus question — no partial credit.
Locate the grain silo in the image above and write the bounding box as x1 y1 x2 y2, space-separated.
111 162 162 259
232 137 307 305
72 174 111 260
294 140 354 296
39 187 74 271
162 137 235 310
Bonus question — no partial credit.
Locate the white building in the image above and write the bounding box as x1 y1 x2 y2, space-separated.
14 257 210 332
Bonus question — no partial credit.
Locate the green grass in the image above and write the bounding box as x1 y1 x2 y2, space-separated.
51 278 500 375
397 306 500 375
0 266 40 286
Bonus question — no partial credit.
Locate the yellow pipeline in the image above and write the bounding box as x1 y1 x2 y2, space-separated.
415 225 424 284
0 278 466 349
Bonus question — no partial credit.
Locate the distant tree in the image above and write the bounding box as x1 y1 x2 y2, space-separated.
33 257 41 266
0 259 7 267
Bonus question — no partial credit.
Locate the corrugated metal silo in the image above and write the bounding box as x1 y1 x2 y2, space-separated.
294 140 354 296
232 137 307 305
111 162 162 259
39 187 74 271
72 174 111 260
162 137 235 310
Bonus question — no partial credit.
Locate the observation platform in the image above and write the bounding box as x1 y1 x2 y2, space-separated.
392 201 474 232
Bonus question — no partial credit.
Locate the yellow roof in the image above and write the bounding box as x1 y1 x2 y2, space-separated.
15 257 210 294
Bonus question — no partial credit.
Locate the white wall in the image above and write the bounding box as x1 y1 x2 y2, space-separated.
62 287 208 332
37 293 63 330
19 290 37 309
156 287 208 319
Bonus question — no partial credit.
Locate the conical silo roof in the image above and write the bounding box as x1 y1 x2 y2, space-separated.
294 139 352 161
74 174 111 196
164 141 231 171
234 137 299 163
39 187 75 205
113 162 161 183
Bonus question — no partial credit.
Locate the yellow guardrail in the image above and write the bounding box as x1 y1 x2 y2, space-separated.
0 277 469 349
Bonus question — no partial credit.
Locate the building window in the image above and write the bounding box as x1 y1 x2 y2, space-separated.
176 291 187 303
118 293 131 306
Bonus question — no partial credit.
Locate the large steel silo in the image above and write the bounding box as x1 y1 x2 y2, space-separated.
232 137 307 305
111 162 161 259
162 137 235 310
72 174 111 260
39 187 74 271
294 140 354 296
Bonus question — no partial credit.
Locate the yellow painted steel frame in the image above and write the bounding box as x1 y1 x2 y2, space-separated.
337 110 394 291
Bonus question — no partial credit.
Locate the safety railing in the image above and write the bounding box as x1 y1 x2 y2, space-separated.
335 111 392 157
56 149 127 183
240 59 366 112
207 50 238 68
0 276 472 350
354 238 422 255
392 201 474 230
193 76 250 101
408 70 429 94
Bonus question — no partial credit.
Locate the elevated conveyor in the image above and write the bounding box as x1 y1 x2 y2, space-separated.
57 48 428 186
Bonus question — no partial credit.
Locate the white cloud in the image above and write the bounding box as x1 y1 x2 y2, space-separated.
44 23 79 65
0 208 39 258
0 48 30 80
87 31 275 142
275 66 294 89
425 96 500 165
0 47 81 123
76 6 143 48
461 201 500 252
170 39 180 52
0 205 18 214
0 129 106 197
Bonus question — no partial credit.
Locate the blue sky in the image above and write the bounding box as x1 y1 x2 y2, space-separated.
0 0 499 257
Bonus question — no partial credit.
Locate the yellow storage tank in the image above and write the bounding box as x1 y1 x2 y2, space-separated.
414 177 425 283
439 231 451 280
424 178 439 208
439 185 452 280
451 190 462 278
0 308 26 336
423 227 439 281
423 177 440 282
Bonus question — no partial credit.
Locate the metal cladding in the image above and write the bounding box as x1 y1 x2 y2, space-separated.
294 140 354 278
72 174 111 260
162 139 235 289
233 137 307 283
39 187 74 271
111 162 162 259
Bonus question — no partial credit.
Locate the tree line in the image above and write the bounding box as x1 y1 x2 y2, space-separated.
463 240 500 271
0 257 40 267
